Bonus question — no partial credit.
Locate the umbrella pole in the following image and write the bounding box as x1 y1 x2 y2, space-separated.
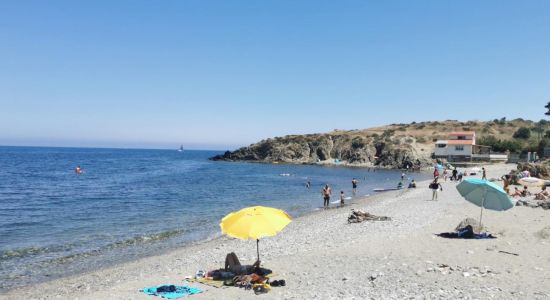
479 193 485 231
256 239 260 263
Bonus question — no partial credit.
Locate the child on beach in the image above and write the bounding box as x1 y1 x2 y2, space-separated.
340 191 345 207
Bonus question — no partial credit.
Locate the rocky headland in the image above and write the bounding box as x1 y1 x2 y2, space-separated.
210 119 540 169
210 131 431 169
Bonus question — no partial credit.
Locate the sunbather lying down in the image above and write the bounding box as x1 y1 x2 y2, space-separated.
225 252 261 275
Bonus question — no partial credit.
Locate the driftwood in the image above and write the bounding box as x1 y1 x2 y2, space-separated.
348 209 391 223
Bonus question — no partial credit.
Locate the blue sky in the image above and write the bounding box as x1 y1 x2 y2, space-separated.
1 1 549 150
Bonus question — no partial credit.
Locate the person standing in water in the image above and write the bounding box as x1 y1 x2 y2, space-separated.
306 180 311 189
321 184 332 209
340 191 345 207
75 165 82 175
351 178 358 195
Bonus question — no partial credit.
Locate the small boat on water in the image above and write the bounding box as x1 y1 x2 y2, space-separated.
178 145 184 152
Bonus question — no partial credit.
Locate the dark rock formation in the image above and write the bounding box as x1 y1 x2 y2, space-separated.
210 132 433 169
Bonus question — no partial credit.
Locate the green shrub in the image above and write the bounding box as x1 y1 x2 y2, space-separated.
513 127 531 139
477 135 523 153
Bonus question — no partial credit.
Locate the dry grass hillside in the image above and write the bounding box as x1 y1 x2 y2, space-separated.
345 118 540 153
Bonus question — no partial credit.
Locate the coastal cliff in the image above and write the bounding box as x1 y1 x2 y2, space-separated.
210 119 540 169
210 130 433 169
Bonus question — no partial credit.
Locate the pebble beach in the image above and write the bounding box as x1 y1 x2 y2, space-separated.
2 163 549 299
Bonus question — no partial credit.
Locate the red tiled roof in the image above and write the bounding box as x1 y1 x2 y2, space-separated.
448 140 474 145
449 131 476 136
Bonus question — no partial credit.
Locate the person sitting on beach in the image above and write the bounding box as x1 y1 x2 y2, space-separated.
397 181 403 189
225 252 261 275
408 180 417 188
511 187 522 197
535 186 550 200
512 186 529 198
521 185 530 197
340 191 345 207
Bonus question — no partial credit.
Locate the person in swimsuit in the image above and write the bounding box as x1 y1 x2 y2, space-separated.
75 165 82 175
321 184 332 209
501 174 511 194
340 191 345 207
482 167 487 180
351 178 358 195
535 186 550 200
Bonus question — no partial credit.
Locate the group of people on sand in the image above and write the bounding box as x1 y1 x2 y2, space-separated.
510 185 549 200
501 169 550 200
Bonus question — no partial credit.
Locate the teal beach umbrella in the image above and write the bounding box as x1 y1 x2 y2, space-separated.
456 178 514 227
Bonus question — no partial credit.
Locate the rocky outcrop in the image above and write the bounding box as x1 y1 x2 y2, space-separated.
517 162 550 179
210 131 434 169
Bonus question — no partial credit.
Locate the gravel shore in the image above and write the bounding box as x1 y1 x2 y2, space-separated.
2 163 549 299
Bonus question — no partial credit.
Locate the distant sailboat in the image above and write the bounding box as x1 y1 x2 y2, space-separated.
178 145 184 152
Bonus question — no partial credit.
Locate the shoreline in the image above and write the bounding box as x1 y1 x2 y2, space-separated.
0 186 388 293
3 163 549 299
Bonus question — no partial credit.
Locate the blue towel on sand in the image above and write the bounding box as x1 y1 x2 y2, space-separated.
141 285 202 299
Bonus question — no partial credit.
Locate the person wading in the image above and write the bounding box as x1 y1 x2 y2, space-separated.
321 184 332 209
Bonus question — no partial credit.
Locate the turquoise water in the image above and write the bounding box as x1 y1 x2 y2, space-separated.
0 146 429 290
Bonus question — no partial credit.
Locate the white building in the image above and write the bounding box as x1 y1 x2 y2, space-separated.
434 131 507 162
434 131 476 160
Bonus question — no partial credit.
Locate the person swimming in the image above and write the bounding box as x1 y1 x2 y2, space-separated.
75 165 82 175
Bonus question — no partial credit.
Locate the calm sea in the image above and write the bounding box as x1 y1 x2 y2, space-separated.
0 146 429 290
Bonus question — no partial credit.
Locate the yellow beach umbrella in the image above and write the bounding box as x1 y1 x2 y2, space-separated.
220 206 292 262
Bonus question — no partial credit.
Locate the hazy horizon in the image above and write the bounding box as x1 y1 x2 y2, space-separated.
1 1 548 149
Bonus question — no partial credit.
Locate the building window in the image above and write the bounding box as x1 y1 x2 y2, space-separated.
457 136 466 140
455 145 464 151
437 144 446 148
